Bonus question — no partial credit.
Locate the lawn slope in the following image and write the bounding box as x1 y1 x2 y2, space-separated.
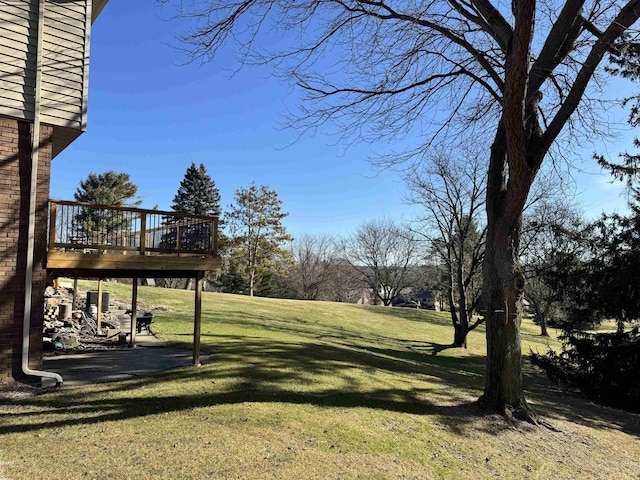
1 283 639 480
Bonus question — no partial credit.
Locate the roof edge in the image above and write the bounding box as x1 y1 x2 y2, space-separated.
91 0 109 23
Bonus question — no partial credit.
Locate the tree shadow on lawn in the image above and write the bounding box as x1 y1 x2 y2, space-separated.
3 335 638 441
180 311 462 359
522 359 640 438
358 305 455 327
171 309 477 378
0 337 494 436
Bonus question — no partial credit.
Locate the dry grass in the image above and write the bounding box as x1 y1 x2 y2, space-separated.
1 282 639 479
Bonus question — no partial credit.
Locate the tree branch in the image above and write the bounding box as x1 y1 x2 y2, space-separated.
535 0 640 164
503 0 537 227
528 0 586 96
467 0 512 51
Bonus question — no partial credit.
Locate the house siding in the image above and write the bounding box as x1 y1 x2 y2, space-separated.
0 118 52 383
41 0 89 129
0 0 37 122
0 0 91 138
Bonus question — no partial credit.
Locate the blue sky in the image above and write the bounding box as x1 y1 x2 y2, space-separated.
50 1 634 237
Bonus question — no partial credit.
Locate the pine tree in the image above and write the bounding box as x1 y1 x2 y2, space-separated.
160 164 222 291
73 171 140 244
162 163 221 252
225 182 293 297
171 163 221 217
74 171 140 206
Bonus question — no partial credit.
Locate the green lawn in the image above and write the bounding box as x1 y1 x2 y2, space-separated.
1 282 638 479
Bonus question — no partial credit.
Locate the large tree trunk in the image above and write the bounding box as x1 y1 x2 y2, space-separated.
478 0 540 420
481 220 529 416
479 123 534 420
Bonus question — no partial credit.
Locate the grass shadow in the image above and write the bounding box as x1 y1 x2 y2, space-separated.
4 304 638 444
522 357 640 438
0 336 493 437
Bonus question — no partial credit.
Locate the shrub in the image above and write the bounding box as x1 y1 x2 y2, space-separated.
531 328 640 412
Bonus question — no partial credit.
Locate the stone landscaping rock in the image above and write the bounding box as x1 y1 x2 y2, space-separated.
41 284 129 354
56 333 80 348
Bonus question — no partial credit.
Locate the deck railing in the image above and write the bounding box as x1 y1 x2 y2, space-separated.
48 200 219 256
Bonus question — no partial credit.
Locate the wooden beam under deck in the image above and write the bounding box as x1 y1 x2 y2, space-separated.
47 251 221 273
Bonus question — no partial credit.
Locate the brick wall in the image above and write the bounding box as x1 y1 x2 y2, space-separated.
0 118 53 384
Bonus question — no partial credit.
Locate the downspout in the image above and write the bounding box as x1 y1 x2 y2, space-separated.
22 0 63 387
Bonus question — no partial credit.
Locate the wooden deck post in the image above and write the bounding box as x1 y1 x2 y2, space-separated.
130 278 138 347
72 277 78 309
212 218 218 255
48 201 57 253
97 278 104 335
140 212 147 256
193 272 204 366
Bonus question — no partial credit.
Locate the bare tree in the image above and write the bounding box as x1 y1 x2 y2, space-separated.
520 197 585 336
323 259 371 303
161 0 640 419
407 153 486 348
340 219 423 306
286 234 335 300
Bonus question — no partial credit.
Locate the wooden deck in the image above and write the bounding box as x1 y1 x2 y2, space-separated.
46 200 221 279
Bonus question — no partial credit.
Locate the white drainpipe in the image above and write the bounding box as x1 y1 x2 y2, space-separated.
22 0 63 387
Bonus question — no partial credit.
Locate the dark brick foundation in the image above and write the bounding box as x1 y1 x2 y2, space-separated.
0 118 52 384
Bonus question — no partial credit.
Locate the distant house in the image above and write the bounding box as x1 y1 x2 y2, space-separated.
0 0 110 383
392 288 441 310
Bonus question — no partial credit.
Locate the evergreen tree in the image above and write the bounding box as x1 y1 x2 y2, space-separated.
73 171 140 244
162 163 221 254
74 171 140 206
225 182 293 297
530 189 640 412
213 261 247 294
581 193 640 329
531 328 640 413
170 163 221 217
